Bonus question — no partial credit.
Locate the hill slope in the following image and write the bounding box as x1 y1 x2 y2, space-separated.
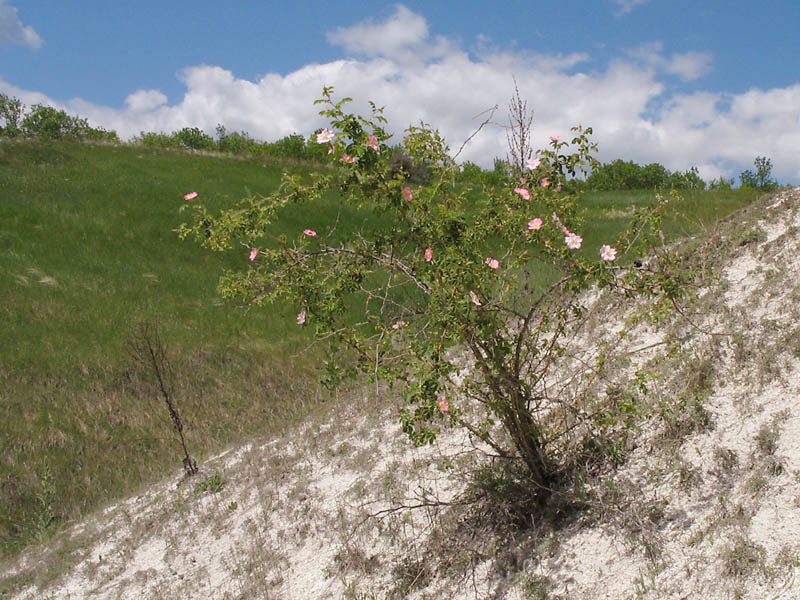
4 187 800 599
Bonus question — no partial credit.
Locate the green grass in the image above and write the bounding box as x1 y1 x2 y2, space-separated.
1 141 328 370
577 188 761 254
0 140 335 556
0 139 763 559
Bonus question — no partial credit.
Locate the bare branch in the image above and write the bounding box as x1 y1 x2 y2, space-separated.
453 105 499 162
506 77 534 175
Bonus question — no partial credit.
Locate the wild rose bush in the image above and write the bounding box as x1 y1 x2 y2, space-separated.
179 87 687 494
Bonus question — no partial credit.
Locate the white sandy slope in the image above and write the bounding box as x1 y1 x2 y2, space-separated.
4 188 800 600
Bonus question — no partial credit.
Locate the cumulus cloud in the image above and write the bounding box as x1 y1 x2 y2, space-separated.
0 1 42 48
0 77 52 106
326 4 457 66
327 4 427 58
628 42 713 81
1 5 798 183
125 89 168 112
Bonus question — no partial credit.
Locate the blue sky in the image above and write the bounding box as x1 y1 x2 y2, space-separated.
2 0 799 183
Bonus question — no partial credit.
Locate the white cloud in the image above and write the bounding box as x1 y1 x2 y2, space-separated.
0 1 42 49
125 89 168 112
666 51 713 81
612 0 649 16
327 4 427 58
628 42 713 81
1 5 798 184
326 4 457 66
0 78 52 106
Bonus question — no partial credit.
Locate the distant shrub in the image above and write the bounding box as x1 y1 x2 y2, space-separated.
489 158 511 185
669 166 706 190
2 99 119 141
587 159 705 190
0 94 24 137
264 133 307 159
215 124 256 155
83 126 118 142
134 131 179 149
456 161 484 184
708 176 735 191
21 104 78 138
134 127 217 151
740 156 777 191
453 160 510 188
245 140 272 156
586 159 644 190
173 127 215 151
638 162 668 188
739 170 756 189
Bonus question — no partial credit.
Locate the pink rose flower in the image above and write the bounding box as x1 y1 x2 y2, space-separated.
528 218 543 230
565 233 583 249
600 245 617 261
316 129 334 144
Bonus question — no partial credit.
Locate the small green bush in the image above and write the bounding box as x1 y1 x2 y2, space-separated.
135 131 179 148
195 471 225 494
708 176 735 190
215 124 256 154
173 127 216 151
0 94 24 137
740 156 778 191
265 133 306 159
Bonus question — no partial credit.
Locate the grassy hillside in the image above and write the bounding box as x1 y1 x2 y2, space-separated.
0 141 334 555
0 139 760 557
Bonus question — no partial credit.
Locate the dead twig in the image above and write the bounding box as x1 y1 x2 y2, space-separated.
129 320 198 476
